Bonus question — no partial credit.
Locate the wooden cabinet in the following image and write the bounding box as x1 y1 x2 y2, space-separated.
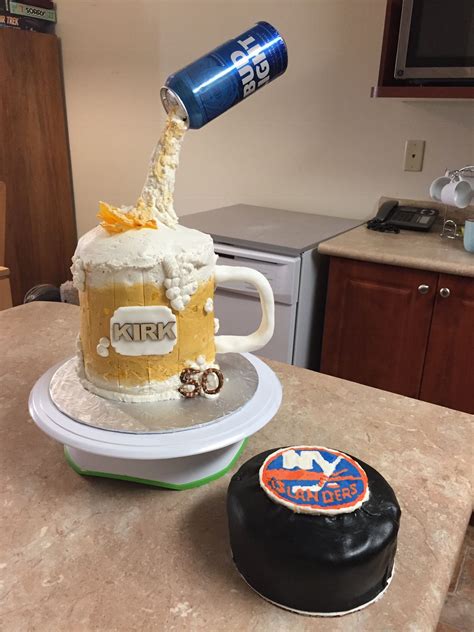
420 273 474 413
321 257 474 414
320 258 437 399
0 29 76 305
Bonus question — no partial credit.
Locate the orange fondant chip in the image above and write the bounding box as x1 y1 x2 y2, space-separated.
97 201 158 234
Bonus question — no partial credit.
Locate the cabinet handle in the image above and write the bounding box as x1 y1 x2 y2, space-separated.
418 284 430 295
439 287 450 298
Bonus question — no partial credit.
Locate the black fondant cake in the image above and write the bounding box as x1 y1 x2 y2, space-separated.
227 446 401 615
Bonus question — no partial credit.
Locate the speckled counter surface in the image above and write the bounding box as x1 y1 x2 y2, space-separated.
318 224 474 277
1 303 472 631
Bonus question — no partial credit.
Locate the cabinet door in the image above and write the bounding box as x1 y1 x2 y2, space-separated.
320 257 437 398
420 274 474 414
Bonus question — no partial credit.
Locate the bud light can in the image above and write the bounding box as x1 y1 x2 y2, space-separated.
160 21 288 129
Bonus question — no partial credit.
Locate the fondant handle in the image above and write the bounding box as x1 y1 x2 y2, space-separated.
214 266 275 354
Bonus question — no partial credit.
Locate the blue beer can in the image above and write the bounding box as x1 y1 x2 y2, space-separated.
160 21 288 129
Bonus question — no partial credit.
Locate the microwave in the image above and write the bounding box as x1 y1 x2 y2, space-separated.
395 0 474 81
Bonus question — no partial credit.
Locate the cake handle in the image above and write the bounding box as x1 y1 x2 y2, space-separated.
214 266 275 354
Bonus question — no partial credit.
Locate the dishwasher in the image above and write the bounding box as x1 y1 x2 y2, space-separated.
214 243 300 364
182 204 361 369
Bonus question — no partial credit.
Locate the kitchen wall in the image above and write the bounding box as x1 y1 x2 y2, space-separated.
57 0 474 237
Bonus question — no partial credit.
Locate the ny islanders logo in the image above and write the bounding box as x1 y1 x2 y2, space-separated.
259 446 369 515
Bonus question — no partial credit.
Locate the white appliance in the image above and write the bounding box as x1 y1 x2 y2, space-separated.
183 205 361 369
213 244 300 364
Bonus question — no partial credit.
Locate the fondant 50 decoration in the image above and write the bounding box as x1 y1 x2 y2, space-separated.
259 446 369 515
109 306 177 356
179 367 224 398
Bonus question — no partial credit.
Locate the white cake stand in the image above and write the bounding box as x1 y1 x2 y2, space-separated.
28 353 282 489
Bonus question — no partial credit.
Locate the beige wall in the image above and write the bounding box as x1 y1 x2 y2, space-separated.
57 0 474 237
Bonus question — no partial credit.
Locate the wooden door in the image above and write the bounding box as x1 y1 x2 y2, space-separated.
320 257 437 398
420 274 474 414
0 29 76 305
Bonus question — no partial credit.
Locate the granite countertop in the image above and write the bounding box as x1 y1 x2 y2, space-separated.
318 224 474 278
1 303 472 631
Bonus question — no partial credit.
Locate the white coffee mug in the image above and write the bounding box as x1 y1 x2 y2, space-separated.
430 176 451 202
440 180 473 209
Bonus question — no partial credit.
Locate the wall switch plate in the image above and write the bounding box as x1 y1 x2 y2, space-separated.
404 140 425 172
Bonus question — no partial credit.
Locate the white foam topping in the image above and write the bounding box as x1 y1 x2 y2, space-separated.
72 223 216 289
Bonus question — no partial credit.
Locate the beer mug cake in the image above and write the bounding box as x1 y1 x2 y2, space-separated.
72 116 274 402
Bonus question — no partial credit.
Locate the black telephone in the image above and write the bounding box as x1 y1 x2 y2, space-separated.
367 200 438 233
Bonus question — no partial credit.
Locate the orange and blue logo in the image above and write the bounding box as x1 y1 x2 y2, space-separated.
259 446 369 515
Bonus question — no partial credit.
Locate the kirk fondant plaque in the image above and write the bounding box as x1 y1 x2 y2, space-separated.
110 306 177 357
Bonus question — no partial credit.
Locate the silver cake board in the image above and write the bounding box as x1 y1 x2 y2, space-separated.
29 353 282 489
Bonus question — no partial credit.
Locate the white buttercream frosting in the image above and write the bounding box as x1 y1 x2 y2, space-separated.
78 364 182 402
72 223 217 290
96 345 109 358
184 356 219 372
96 336 110 358
71 257 85 292
163 255 199 312
137 115 186 228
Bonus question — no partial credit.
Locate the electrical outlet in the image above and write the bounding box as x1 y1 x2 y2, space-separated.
404 140 425 172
